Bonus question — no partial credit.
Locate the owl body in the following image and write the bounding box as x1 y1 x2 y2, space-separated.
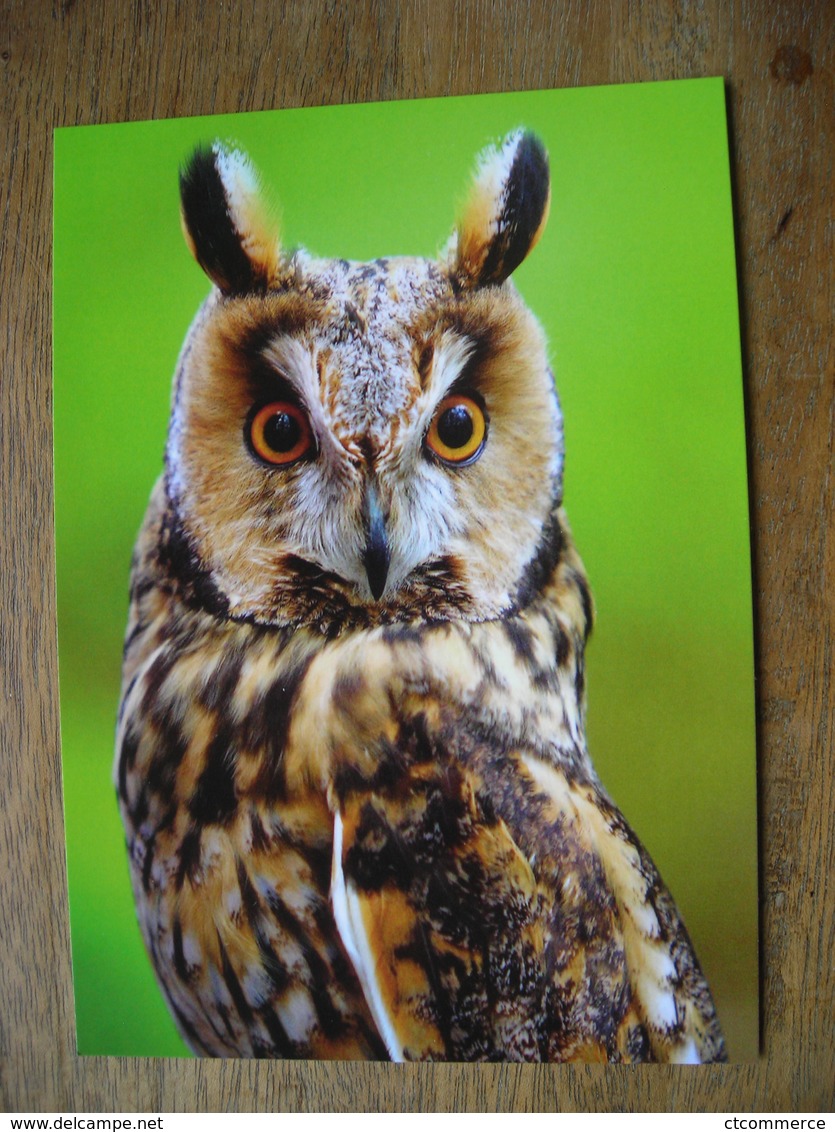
116 133 726 1062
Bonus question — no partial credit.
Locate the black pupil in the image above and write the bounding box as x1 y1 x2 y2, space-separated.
437 404 474 449
263 410 301 453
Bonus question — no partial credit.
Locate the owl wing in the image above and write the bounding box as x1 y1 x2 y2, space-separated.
519 752 727 1063
330 756 551 1062
330 742 725 1063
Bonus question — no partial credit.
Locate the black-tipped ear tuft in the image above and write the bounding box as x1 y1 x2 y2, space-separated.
179 143 280 294
452 130 551 288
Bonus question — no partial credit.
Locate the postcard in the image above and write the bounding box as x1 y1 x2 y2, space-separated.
53 79 757 1060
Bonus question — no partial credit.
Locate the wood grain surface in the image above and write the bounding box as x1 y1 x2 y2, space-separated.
1 0 832 1113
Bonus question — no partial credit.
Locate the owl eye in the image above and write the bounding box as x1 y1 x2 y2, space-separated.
247 401 313 466
425 394 487 465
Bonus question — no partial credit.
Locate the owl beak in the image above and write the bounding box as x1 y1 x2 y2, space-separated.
362 481 390 601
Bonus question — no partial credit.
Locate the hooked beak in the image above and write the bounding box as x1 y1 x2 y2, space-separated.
362 481 390 601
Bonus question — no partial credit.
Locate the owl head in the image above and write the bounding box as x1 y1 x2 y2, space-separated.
163 130 564 632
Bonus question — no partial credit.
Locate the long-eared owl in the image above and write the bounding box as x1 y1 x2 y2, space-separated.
115 129 726 1062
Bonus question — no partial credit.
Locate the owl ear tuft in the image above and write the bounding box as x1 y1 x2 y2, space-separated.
451 130 551 288
179 143 280 294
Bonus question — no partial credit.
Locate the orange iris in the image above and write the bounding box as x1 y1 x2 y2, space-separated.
425 394 487 465
248 401 313 466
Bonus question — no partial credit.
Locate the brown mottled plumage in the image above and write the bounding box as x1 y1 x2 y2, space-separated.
115 131 726 1061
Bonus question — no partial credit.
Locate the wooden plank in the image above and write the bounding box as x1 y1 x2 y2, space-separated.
1 0 832 1111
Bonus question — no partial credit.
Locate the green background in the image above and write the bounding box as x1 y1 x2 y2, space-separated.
53 79 758 1059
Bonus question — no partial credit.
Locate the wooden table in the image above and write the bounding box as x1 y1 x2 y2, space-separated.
1 0 832 1112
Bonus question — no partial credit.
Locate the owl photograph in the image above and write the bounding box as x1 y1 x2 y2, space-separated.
53 83 758 1062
